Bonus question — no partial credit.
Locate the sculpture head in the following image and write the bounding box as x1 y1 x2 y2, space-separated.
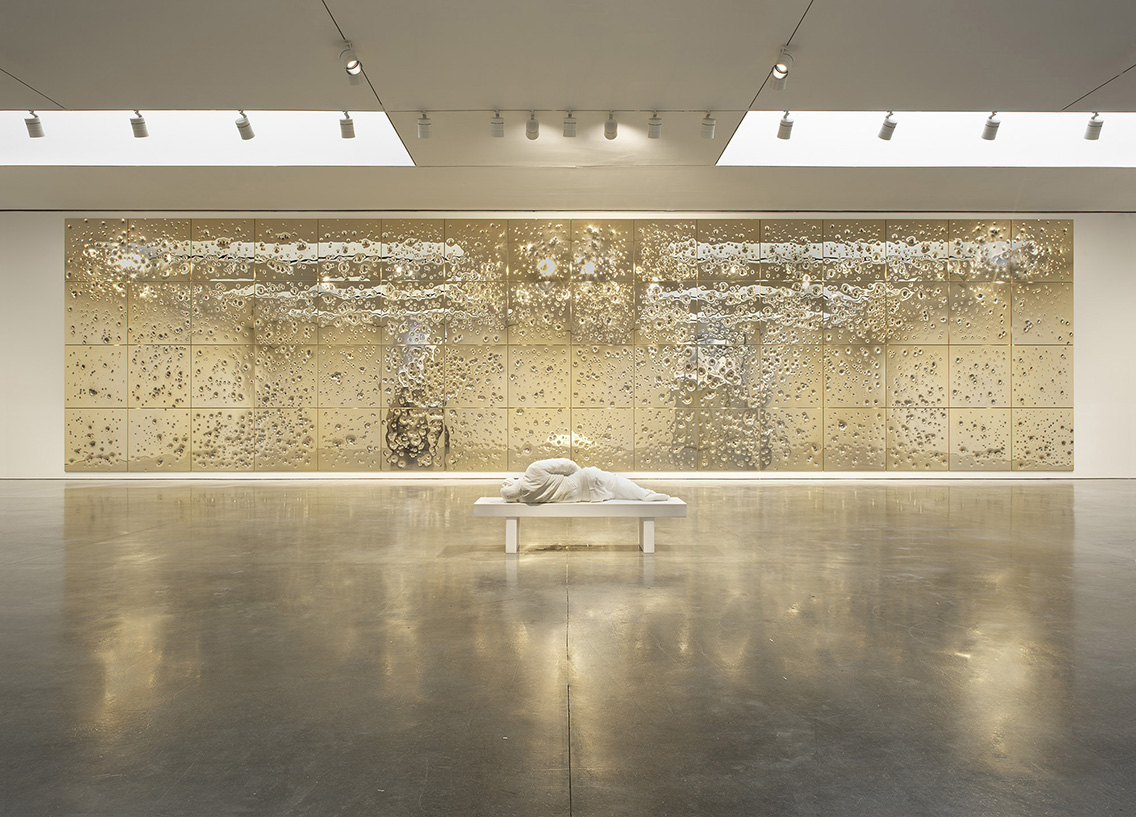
500 476 521 501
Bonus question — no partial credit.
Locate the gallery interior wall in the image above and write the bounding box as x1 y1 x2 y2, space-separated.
1 210 1134 479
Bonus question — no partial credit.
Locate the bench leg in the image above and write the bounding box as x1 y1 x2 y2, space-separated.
639 517 655 554
505 517 518 554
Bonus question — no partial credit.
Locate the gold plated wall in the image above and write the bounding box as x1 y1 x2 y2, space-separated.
64 217 1073 472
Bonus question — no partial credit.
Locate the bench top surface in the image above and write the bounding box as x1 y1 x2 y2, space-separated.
474 497 687 518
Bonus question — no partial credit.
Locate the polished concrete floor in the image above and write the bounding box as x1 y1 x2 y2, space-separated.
1 479 1135 816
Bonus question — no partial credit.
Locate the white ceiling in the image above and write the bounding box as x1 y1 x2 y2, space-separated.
3 0 1136 210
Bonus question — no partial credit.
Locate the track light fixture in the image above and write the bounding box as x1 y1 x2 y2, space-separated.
771 48 794 91
1084 112 1103 140
562 111 576 138
340 112 355 139
235 110 255 140
490 111 504 137
701 113 716 139
340 41 362 85
417 112 431 138
878 111 896 141
777 111 794 140
647 112 662 139
25 111 43 138
526 111 539 140
130 110 148 138
604 111 618 140
981 112 1000 140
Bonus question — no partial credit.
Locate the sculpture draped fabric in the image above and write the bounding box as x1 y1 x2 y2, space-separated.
501 458 670 503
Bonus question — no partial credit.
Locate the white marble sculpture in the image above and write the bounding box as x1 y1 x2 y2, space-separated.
501 458 670 504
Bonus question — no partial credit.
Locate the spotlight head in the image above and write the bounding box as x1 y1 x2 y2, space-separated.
235 110 255 140
981 111 1000 141
771 48 793 91
562 111 576 138
417 112 431 139
24 110 43 138
647 112 662 139
490 111 505 138
340 42 362 75
777 111 794 140
1085 112 1103 140
604 111 618 140
340 112 355 139
130 110 149 138
878 111 896 141
701 113 716 139
526 111 539 140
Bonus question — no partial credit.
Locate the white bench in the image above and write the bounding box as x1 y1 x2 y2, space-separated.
473 497 687 554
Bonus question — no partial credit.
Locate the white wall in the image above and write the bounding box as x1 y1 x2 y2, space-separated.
2 211 1134 479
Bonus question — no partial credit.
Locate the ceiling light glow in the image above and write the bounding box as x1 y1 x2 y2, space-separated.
340 41 362 84
771 49 793 91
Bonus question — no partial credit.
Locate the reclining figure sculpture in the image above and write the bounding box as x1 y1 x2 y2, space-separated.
501 458 670 504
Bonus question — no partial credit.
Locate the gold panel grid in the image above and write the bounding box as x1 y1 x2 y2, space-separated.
318 345 383 407
824 408 886 471
445 345 507 407
255 345 317 407
65 218 1073 472
1011 346 1072 407
317 408 386 471
949 408 1011 471
191 346 254 407
508 407 571 470
191 282 255 344
509 346 570 407
698 409 762 470
191 408 254 471
1011 219 1072 282
445 408 507 471
191 219 255 282
888 284 949 344
635 220 697 282
1012 283 1073 345
64 408 127 471
510 220 570 281
128 345 190 408
1012 408 1073 471
508 281 571 344
764 408 823 471
66 280 127 345
634 409 697 470
445 220 507 282
573 408 634 471
886 346 947 407
634 345 697 408
255 408 317 471
573 220 633 281
128 409 190 471
697 345 753 408
886 408 949 471
572 282 635 345
66 218 129 282
65 346 127 407
317 283 384 345
318 218 382 282
446 282 507 345
255 219 318 282
572 346 634 407
384 219 445 284
885 220 948 282
950 346 1010 408
697 220 760 282
382 345 444 409
385 408 445 469
756 345 822 408
824 345 885 408
949 283 1010 344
